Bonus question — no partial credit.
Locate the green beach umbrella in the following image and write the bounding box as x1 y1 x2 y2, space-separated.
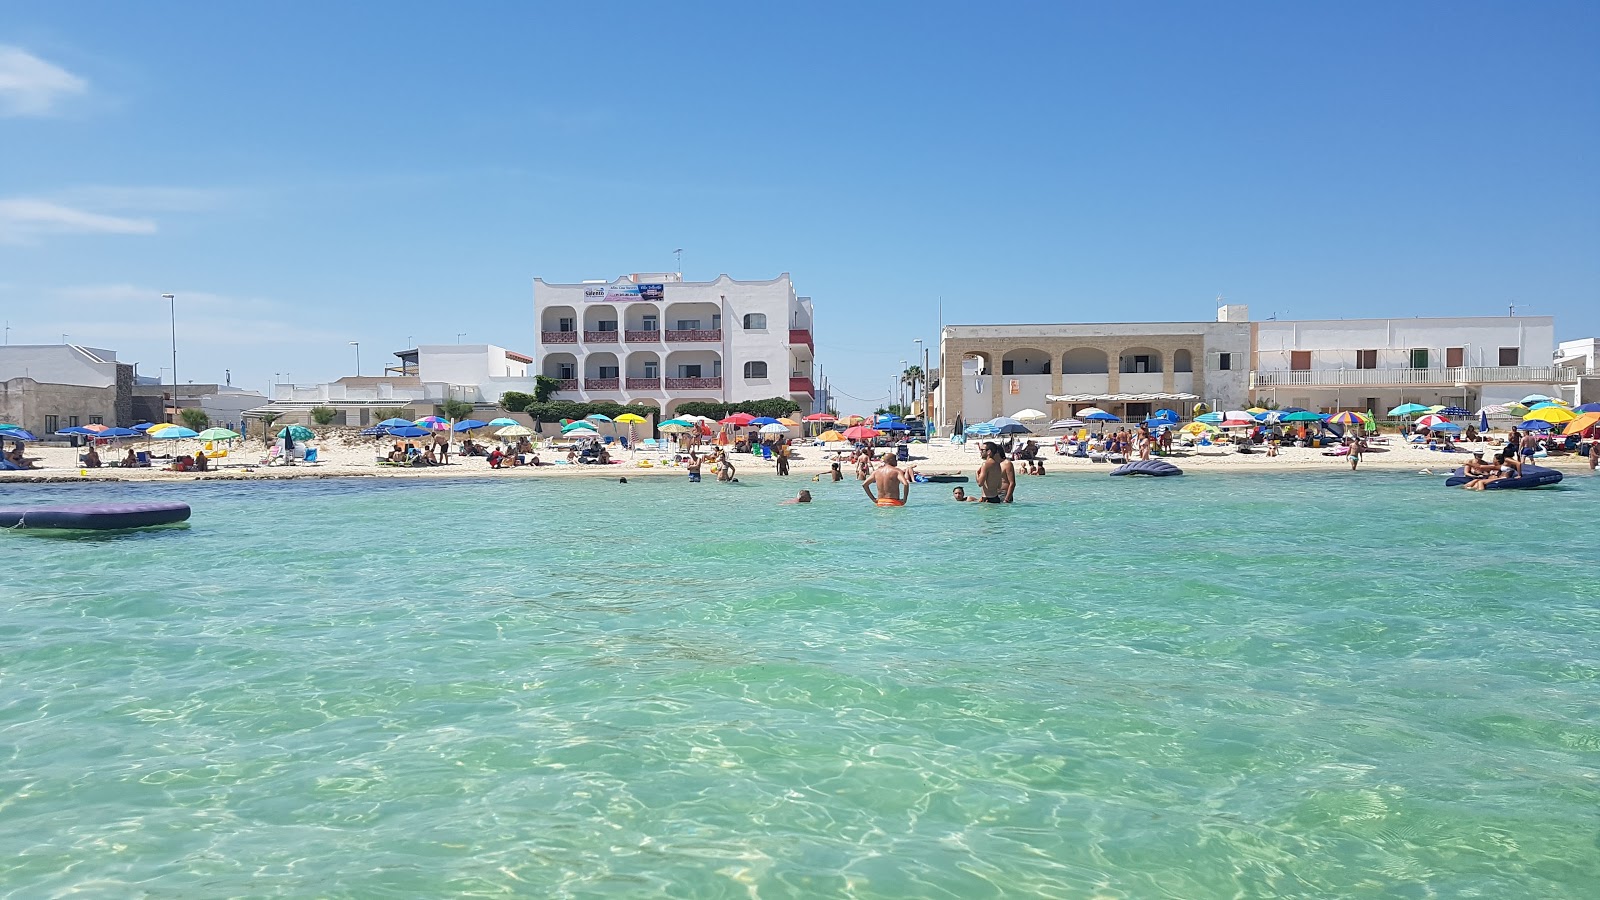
197 427 241 441
562 421 599 434
277 425 315 441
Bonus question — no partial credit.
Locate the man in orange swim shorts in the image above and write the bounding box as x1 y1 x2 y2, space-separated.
862 451 910 507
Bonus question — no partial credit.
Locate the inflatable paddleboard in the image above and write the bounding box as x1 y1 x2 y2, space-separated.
1110 460 1183 477
914 474 969 483
1443 465 1563 489
0 501 191 530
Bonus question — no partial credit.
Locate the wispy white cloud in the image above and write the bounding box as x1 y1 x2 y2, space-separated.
0 45 87 116
0 198 156 241
32 284 341 350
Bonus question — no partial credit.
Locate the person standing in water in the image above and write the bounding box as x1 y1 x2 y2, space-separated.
976 443 1005 503
862 451 910 507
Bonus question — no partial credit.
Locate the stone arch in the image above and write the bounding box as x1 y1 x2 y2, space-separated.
1118 347 1164 374
961 352 991 376
1173 349 1193 373
1000 347 1051 375
1061 347 1110 374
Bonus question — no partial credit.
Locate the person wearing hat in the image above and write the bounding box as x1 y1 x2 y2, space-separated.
1463 449 1497 479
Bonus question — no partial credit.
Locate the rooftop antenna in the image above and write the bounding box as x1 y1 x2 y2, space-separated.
1508 302 1517 317
674 248 683 275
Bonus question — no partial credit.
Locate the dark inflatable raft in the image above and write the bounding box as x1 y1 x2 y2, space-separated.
914 474 969 483
1110 460 1183 477
1443 464 1563 489
0 501 191 530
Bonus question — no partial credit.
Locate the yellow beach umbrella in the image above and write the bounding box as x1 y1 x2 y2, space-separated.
495 424 534 437
776 417 801 427
1246 407 1268 415
1561 411 1600 435
1179 422 1218 436
146 422 177 432
614 413 648 424
1524 407 1576 425
816 429 845 442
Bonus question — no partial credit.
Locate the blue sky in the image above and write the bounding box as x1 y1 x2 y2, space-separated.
2 2 1596 409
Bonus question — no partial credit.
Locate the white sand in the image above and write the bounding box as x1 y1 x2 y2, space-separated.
4 431 1593 484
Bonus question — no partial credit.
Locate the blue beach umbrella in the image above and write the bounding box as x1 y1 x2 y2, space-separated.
1428 421 1462 432
1388 403 1430 417
488 417 520 427
1574 403 1600 414
1437 406 1470 416
1518 419 1553 431
55 426 94 436
964 422 1000 436
1196 412 1224 424
154 426 200 439
131 422 157 432
1080 410 1120 422
1480 410 1490 432
375 417 414 429
98 427 140 439
0 427 39 441
749 417 780 426
453 419 489 432
384 425 431 438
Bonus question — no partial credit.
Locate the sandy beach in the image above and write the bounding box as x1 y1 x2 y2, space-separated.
4 431 1593 484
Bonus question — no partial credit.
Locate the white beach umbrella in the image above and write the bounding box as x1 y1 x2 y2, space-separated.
1011 408 1048 422
1049 418 1085 431
758 422 788 435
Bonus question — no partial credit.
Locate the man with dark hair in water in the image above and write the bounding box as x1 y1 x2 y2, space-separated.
976 443 1005 503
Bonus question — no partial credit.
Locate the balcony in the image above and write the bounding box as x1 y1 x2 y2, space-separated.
789 376 815 396
789 327 814 350
584 330 619 343
625 377 661 391
1250 366 1575 389
665 329 722 343
625 330 660 343
551 378 579 392
542 331 578 344
584 377 620 391
664 376 722 391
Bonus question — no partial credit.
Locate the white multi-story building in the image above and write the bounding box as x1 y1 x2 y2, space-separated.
251 343 535 426
1252 316 1571 412
532 272 816 417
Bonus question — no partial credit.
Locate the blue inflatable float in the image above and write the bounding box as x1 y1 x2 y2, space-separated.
1110 460 1183 477
1443 464 1563 489
0 501 191 530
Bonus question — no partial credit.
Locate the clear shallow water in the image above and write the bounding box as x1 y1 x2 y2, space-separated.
2 471 1598 898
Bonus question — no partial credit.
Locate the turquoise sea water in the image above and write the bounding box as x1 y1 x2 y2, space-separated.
3 471 1598 898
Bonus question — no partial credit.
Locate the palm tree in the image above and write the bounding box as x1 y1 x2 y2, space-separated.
900 365 924 412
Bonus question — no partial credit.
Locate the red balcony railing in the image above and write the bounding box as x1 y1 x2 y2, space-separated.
551 378 579 392
624 377 661 390
542 331 578 344
789 328 814 350
584 378 620 391
584 330 619 343
664 376 722 390
665 329 722 343
625 330 660 343
789 376 816 395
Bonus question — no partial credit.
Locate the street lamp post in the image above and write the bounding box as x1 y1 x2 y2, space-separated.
350 341 361 376
456 332 467 344
162 293 177 418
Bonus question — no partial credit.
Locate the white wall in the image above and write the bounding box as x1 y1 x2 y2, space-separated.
1255 317 1556 371
417 345 530 383
0 345 120 388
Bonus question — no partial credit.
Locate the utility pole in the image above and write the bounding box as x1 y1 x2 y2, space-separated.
163 293 178 416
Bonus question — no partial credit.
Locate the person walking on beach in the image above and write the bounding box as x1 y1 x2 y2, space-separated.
976 443 1004 503
862 451 910 506
1348 433 1363 471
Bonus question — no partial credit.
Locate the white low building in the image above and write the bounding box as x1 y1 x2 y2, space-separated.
533 272 816 417
252 343 536 425
1252 316 1570 412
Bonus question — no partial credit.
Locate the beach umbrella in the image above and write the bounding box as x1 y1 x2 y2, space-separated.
1327 411 1366 425
1573 402 1600 414
97 427 140 439
816 429 845 442
1520 394 1552 405
585 413 613 423
1049 418 1085 430
614 413 648 425
776 417 801 427
1527 401 1565 411
1480 409 1490 432
453 419 489 432
1245 407 1268 415
197 427 241 441
414 416 447 426
384 425 431 438
842 425 881 441
1414 414 1451 428
758 422 788 435
1518 419 1553 431
83 423 111 433
146 421 177 431
131 422 157 432
803 413 836 422
964 423 999 436
720 412 756 426
276 425 315 441
1523 406 1575 424
494 424 533 438
562 420 599 434
1436 406 1470 416
1388 403 1429 417
992 422 1031 434
487 417 519 427
836 415 866 426
1078 408 1120 422
155 426 200 439
749 417 780 426
658 421 695 435
0 427 39 441
55 426 94 436
1196 411 1224 424
1560 411 1600 435
1282 411 1324 423
1011 408 1048 422
376 417 415 428
1179 422 1218 436
1428 421 1462 432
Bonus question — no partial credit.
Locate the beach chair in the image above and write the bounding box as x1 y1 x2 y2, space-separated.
761 445 773 461
303 448 318 463
135 451 153 467
896 444 910 462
